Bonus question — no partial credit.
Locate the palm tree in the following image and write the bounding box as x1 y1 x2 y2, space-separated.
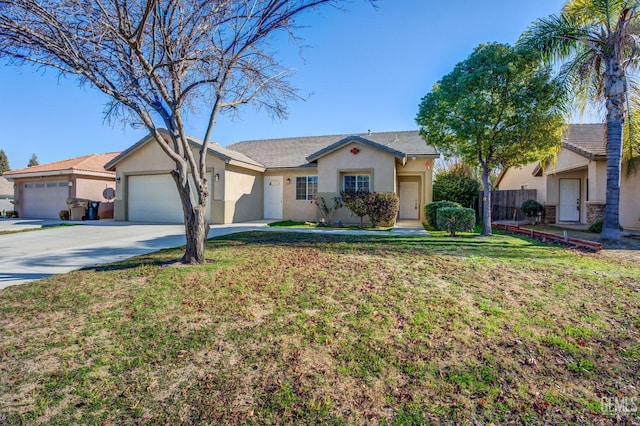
519 0 640 241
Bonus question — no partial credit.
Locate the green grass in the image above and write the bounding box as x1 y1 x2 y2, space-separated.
0 230 639 424
268 220 392 231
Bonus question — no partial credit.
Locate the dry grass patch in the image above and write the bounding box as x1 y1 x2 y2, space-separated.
0 231 639 425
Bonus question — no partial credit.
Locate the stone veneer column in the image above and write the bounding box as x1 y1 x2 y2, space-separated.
543 204 556 224
586 202 606 225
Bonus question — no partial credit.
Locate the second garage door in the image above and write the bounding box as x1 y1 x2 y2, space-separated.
128 174 212 223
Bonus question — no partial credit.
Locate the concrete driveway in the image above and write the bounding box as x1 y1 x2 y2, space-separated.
0 219 268 289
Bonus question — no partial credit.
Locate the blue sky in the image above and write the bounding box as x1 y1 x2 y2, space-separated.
0 0 570 168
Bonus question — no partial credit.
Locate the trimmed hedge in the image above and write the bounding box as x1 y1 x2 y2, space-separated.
425 200 461 227
368 192 400 227
436 207 475 236
521 199 544 221
340 191 400 228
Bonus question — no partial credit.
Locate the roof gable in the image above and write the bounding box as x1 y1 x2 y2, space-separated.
105 131 265 172
306 135 407 163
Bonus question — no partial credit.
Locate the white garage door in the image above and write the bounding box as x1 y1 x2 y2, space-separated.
22 181 70 219
128 174 211 223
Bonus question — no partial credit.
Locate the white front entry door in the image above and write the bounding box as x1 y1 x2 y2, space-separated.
264 176 283 219
559 178 580 222
399 181 419 220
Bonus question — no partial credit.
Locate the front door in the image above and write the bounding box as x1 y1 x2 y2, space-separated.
264 176 283 219
559 178 580 222
399 181 419 219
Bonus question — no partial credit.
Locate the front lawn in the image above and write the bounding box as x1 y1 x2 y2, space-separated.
0 231 638 424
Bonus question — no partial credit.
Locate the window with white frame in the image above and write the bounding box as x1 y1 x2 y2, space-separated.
343 174 370 192
296 176 318 200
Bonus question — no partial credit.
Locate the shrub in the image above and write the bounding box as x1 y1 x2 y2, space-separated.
432 164 480 207
367 192 400 227
340 190 369 228
588 220 603 233
436 207 475 236
312 196 343 226
425 200 461 227
521 199 544 222
588 220 622 233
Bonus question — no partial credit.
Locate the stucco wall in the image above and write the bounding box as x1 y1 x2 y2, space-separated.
550 149 590 174
264 170 318 222
620 166 640 230
317 142 397 193
112 138 227 222
74 176 116 218
497 164 547 204
223 165 263 223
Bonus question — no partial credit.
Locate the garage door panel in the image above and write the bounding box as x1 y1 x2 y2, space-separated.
22 182 69 219
127 174 211 223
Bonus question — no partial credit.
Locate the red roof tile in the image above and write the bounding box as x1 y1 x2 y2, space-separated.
4 152 120 176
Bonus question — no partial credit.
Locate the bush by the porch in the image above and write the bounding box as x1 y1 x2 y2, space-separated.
436 207 475 236
521 199 544 223
425 200 461 227
367 192 400 227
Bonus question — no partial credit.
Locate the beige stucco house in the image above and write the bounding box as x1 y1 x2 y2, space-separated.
106 130 439 224
4 153 119 219
496 123 640 231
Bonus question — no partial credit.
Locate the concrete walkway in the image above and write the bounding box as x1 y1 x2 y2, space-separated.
0 219 427 290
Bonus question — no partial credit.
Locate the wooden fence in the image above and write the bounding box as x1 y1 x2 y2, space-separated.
477 189 537 222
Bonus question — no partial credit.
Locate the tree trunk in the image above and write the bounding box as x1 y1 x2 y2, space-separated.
601 58 625 241
172 170 210 264
481 166 492 236
182 206 210 264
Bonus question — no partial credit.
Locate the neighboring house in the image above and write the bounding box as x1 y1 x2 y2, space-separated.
4 153 119 219
496 123 640 231
0 176 14 212
106 130 438 224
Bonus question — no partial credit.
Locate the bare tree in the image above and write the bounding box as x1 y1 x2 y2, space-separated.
0 0 345 264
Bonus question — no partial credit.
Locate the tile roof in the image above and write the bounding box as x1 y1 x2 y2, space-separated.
227 130 438 169
3 152 120 177
562 123 607 159
0 176 13 196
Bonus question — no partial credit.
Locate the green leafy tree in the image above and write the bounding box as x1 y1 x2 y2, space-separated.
432 163 480 208
27 153 39 167
518 0 640 241
416 43 565 236
0 149 9 175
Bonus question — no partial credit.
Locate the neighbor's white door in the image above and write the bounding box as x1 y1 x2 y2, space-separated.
264 176 283 219
22 181 69 219
128 173 212 223
559 178 580 222
399 181 419 220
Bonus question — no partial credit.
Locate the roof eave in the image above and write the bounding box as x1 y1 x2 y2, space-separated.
226 159 266 172
4 170 115 180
